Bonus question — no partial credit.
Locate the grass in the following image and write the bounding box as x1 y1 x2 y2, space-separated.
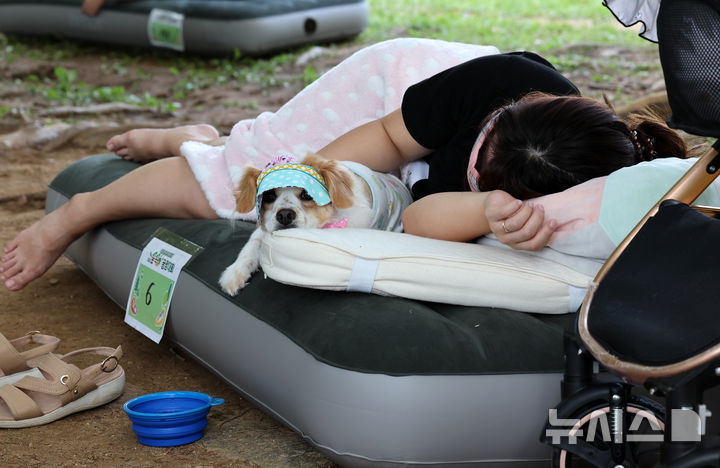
0 0 654 113
361 0 651 52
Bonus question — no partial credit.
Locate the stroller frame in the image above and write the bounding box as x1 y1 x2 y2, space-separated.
579 140 720 384
542 0 720 466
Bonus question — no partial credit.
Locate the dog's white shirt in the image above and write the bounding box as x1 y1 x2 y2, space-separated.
340 161 411 232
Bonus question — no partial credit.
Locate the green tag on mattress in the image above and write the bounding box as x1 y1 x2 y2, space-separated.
148 8 185 52
125 228 202 343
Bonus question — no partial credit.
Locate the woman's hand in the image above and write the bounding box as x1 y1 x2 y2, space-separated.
484 190 557 251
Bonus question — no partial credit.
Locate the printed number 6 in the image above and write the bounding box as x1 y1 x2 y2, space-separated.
145 282 155 305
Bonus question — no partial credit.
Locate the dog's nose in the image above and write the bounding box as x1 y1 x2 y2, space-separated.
276 209 296 226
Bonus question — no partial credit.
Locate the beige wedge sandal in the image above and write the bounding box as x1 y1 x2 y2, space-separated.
0 346 125 428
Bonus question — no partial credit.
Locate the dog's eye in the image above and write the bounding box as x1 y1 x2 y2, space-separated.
262 190 277 204
300 190 313 201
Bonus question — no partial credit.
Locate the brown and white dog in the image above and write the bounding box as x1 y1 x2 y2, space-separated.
219 152 410 295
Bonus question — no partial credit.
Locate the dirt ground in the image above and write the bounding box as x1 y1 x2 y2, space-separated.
0 37 668 467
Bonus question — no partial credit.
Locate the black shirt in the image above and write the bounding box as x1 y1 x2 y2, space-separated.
401 51 580 199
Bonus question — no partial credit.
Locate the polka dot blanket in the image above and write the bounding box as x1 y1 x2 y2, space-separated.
179 38 499 220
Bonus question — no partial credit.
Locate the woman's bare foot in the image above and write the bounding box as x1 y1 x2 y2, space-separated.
1 199 87 291
106 124 220 163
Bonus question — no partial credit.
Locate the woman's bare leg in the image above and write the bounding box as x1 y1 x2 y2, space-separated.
1 157 218 291
106 124 224 162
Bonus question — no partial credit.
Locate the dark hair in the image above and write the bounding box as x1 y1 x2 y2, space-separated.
473 92 687 199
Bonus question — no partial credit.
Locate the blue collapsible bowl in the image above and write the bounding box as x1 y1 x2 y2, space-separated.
123 391 224 447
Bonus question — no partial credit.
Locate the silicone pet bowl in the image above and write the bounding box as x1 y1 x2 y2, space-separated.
123 391 224 447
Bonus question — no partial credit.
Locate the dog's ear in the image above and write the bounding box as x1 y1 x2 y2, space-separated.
234 166 262 213
302 152 355 209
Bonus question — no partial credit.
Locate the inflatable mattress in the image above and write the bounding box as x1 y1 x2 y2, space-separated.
47 153 580 467
0 0 369 55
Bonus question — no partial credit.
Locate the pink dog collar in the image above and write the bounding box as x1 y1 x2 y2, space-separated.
322 218 348 229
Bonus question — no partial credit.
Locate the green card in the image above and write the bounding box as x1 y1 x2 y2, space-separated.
147 8 185 51
125 228 202 343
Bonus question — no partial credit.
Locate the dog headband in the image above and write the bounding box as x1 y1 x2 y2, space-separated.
255 155 332 216
467 107 504 192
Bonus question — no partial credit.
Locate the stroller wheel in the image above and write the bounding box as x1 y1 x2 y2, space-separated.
552 395 665 468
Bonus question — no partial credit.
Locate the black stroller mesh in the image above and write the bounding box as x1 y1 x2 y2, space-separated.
658 0 720 138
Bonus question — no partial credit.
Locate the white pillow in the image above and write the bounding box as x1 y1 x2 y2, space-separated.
259 228 592 314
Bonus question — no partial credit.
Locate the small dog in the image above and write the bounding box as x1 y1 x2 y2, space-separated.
219 152 411 295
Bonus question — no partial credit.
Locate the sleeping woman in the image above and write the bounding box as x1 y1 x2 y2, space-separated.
1 38 686 291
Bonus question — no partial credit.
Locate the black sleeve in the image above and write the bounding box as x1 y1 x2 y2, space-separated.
401 52 580 149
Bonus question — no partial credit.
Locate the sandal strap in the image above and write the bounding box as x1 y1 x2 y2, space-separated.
0 331 60 375
66 346 124 397
59 346 123 365
14 332 60 361
15 346 123 403
15 355 81 397
0 384 42 420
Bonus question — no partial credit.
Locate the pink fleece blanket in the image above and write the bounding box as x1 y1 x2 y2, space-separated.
180 38 499 220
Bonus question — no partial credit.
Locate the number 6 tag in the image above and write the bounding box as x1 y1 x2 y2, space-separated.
125 228 202 343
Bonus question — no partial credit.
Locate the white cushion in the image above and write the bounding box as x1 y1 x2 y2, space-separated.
259 228 592 314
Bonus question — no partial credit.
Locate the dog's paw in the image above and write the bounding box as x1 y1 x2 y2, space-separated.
218 265 252 296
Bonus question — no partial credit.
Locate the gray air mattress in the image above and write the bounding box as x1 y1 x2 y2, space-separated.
0 0 368 55
46 153 575 467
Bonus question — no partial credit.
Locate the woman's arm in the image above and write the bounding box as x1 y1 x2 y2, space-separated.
402 192 493 241
402 190 558 250
317 109 430 172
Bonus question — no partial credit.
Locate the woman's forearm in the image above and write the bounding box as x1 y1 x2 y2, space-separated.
402 192 491 241
317 109 430 173
405 190 559 251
